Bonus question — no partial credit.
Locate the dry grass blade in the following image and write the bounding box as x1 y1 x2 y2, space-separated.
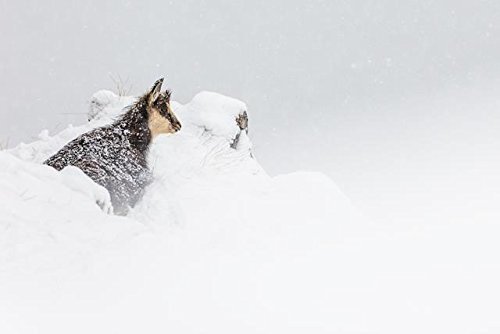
109 74 133 96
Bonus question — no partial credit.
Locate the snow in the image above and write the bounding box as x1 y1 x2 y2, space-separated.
1 91 500 333
88 90 137 122
182 91 249 140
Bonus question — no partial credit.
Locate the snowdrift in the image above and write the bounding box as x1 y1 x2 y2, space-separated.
1 90 499 333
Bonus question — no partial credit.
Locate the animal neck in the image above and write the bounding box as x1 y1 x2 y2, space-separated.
117 98 152 153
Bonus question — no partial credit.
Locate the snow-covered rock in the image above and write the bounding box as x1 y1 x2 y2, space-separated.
183 91 248 139
88 90 136 121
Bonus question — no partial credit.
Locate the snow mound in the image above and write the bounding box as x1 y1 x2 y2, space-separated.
183 91 249 139
1 90 499 334
88 90 136 121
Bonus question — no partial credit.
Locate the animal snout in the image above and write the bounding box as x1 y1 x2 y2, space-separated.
173 120 182 132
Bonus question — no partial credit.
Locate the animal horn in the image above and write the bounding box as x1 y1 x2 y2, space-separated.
152 77 164 91
148 78 164 103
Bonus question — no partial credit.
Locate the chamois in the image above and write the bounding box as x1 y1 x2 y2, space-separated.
44 78 181 214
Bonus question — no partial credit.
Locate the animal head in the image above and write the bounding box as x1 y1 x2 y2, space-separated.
146 78 182 137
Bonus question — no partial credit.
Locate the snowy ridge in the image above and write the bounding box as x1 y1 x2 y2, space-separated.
1 91 499 333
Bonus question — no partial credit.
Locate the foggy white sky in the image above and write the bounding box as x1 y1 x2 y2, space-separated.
1 0 499 225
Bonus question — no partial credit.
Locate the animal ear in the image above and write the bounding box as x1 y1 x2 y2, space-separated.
148 78 164 105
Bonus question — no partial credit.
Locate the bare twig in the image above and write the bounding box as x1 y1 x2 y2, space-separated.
0 136 10 150
109 74 133 96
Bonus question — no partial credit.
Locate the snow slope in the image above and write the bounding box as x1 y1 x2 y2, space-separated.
0 91 499 334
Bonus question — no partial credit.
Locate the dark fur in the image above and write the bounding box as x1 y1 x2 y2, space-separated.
44 79 180 215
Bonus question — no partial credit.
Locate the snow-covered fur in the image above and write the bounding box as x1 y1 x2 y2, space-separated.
44 78 181 214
